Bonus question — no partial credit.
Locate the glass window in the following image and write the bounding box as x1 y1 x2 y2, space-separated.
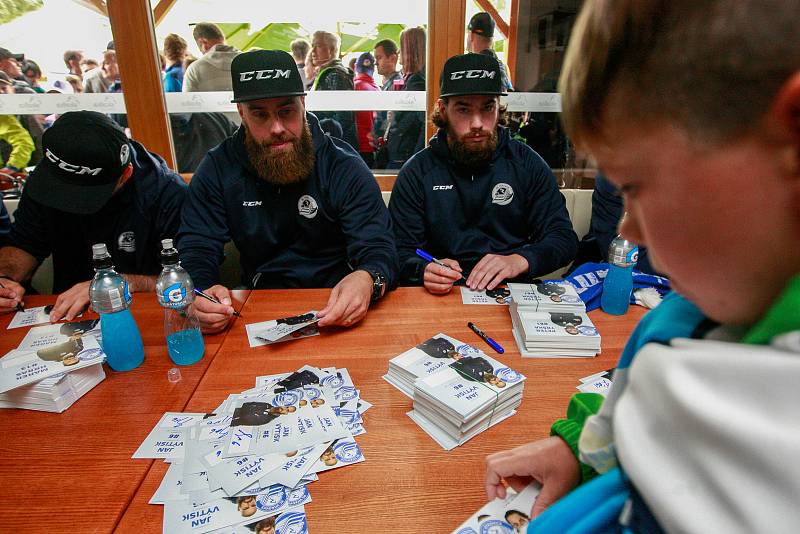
153 0 428 173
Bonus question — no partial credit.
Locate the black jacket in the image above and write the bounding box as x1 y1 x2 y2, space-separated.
313 60 359 151
389 127 577 284
176 113 398 290
9 142 187 293
386 70 426 167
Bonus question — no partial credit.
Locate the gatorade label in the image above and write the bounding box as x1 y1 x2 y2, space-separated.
626 247 639 264
162 282 187 309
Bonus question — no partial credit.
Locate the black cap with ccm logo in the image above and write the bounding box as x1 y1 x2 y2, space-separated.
439 53 506 98
25 111 132 215
231 49 306 103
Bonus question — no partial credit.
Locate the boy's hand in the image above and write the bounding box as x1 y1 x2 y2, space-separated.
485 436 580 518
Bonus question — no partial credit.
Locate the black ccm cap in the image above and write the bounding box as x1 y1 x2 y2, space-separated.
25 111 132 215
231 49 306 103
468 12 495 38
439 53 506 98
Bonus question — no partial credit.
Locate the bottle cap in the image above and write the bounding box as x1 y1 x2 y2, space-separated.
92 243 108 258
161 239 173 250
167 367 182 383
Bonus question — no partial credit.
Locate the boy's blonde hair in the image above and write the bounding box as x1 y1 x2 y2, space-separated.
559 0 800 148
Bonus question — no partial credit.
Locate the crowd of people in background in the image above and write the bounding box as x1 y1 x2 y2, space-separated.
2 13 572 177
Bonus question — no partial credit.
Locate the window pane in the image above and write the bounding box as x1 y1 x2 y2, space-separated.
152 0 428 173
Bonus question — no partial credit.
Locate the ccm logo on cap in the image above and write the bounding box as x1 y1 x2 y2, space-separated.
450 70 496 80
45 148 101 176
239 69 292 82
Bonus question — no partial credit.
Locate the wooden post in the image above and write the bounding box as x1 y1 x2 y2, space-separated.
507 0 520 87
426 0 467 143
107 0 176 168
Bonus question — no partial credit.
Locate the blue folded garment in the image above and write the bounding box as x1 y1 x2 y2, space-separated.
562 262 671 312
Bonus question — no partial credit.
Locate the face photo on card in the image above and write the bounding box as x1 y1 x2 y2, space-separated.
460 286 512 305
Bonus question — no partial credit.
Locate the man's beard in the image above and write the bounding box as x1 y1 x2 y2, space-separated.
448 127 498 168
244 120 315 185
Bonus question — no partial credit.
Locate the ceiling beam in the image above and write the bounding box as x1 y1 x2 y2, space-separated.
152 0 179 27
73 0 108 17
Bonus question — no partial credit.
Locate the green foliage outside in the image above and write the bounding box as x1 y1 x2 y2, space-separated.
218 21 412 57
0 0 43 25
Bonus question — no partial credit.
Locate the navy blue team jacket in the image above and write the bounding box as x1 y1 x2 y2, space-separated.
389 127 577 284
177 113 398 290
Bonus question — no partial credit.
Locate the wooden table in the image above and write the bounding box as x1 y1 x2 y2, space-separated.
0 291 249 533
116 287 646 534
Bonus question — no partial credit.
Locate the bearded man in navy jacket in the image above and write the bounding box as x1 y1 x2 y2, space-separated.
389 53 576 294
177 50 398 332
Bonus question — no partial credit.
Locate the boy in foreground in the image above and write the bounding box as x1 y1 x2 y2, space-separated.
484 1 800 532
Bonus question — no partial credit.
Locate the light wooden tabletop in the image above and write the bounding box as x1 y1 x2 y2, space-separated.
110 287 646 534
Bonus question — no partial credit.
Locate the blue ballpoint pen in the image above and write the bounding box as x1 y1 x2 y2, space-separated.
467 322 505 354
415 248 465 280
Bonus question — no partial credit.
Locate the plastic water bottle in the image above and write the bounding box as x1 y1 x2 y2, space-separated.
88 243 145 371
156 239 205 366
601 235 639 315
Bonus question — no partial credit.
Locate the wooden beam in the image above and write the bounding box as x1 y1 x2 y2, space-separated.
107 0 176 169
474 0 509 38
73 0 108 17
506 0 520 86
426 0 467 143
152 0 179 27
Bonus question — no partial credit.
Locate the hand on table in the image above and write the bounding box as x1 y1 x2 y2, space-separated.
485 436 580 518
423 258 462 295
466 254 528 291
0 277 25 314
50 280 91 322
317 270 372 327
193 284 234 334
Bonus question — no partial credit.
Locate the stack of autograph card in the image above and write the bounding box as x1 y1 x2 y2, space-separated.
134 364 370 534
0 319 106 411
386 334 526 450
452 483 540 534
508 281 601 358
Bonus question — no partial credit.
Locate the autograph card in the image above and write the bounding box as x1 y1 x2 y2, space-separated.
245 312 319 347
452 483 540 534
7 306 52 329
307 437 365 474
460 287 512 305
17 319 100 351
162 485 310 534
133 412 210 459
207 508 308 534
0 335 105 394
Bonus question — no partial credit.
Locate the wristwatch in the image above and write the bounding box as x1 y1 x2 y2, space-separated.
362 269 387 302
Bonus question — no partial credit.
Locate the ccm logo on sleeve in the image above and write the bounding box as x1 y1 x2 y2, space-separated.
432 185 453 191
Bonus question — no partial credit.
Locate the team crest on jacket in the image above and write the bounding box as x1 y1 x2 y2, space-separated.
117 231 135 252
298 195 319 219
491 183 514 205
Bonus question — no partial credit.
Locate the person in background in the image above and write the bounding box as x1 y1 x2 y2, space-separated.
65 74 83 94
370 38 402 167
21 59 43 92
290 38 311 90
177 50 397 333
466 12 513 91
0 111 187 319
483 1 800 532
0 72 35 176
303 48 316 90
0 47 32 92
83 50 119 93
384 27 426 169
63 50 83 79
311 30 359 151
389 53 576 293
353 52 379 168
162 33 188 92
183 22 240 124
80 57 99 74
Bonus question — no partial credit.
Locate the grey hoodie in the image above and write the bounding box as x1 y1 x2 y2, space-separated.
183 44 241 124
